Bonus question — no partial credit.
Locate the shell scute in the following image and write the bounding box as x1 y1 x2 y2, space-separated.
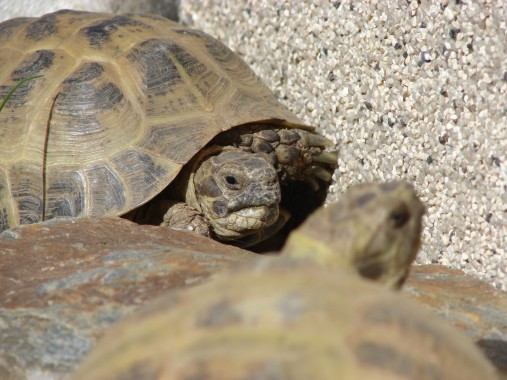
45 170 86 218
24 13 58 42
80 15 151 49
49 61 141 166
12 49 55 77
84 163 126 216
127 39 185 99
110 149 169 207
8 162 44 225
2 50 54 110
0 17 31 44
138 121 218 164
0 169 15 231
352 341 440 378
62 61 104 84
57 74 124 116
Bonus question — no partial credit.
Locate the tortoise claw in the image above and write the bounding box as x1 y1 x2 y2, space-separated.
307 133 333 147
312 150 338 165
312 166 334 182
305 177 320 191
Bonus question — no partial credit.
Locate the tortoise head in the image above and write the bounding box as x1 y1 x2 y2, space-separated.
282 181 425 289
193 149 281 241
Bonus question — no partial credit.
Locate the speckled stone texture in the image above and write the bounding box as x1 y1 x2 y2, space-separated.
180 0 507 290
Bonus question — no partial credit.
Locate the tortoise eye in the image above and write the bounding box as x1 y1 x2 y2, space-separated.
225 175 237 185
389 204 410 228
224 175 241 189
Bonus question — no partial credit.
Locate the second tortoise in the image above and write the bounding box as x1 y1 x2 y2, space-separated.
71 181 499 380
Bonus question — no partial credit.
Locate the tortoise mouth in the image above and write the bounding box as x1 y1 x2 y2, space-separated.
212 205 279 239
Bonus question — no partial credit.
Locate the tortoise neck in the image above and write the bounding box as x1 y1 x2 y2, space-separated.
280 230 352 270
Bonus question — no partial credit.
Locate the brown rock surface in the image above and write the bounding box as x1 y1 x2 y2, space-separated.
0 217 255 379
0 217 505 379
404 265 507 378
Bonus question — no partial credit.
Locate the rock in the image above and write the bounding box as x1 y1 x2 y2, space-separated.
404 265 507 378
0 217 255 379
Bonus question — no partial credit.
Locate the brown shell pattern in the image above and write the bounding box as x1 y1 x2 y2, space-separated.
0 10 304 231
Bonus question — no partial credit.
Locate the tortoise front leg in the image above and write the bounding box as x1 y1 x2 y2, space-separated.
233 127 337 190
160 201 211 237
128 200 211 237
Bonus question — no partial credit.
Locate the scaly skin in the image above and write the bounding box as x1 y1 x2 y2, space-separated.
283 181 425 288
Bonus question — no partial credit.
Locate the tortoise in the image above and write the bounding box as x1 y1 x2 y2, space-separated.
70 181 499 380
0 10 336 246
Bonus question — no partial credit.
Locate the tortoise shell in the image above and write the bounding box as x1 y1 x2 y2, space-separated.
70 259 498 380
0 10 306 231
